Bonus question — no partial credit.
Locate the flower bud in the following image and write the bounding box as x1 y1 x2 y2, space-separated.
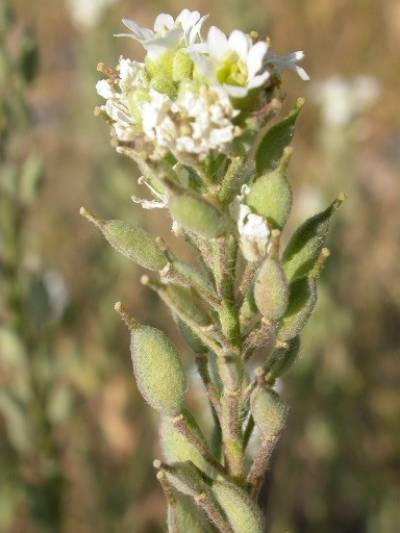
254 257 289 321
278 278 317 342
247 148 293 229
169 195 226 239
115 303 186 415
250 386 288 438
160 410 212 475
150 75 177 98
256 98 304 174
282 195 343 281
80 207 168 271
212 480 264 533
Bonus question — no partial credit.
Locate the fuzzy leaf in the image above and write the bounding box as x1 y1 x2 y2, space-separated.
255 98 303 174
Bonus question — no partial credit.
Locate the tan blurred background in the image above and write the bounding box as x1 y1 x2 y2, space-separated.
1 0 399 531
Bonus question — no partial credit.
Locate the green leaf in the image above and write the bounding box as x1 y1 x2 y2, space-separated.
255 98 304 174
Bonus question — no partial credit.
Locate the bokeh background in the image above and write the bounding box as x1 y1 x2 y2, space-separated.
1 0 399 531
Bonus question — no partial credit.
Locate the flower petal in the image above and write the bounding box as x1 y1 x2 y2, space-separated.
121 18 154 41
248 70 270 89
247 40 267 79
224 84 249 98
176 9 200 32
154 13 174 33
228 30 250 62
207 26 229 60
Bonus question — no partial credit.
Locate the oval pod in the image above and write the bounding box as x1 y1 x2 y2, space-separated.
278 277 317 342
282 196 342 281
247 148 293 229
169 194 226 238
115 304 186 415
212 480 264 533
266 336 301 381
250 387 288 438
254 257 289 321
80 208 168 271
160 410 213 475
163 461 206 498
167 492 214 533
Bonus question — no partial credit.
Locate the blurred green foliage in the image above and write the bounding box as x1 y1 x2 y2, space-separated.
0 0 399 531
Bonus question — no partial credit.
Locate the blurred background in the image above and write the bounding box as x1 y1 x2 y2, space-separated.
0 0 399 531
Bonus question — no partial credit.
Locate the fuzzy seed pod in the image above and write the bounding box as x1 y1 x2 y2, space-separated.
266 336 301 380
169 195 226 239
256 98 304 174
250 386 288 438
172 260 215 299
166 285 211 327
282 196 342 281
178 320 208 353
115 303 186 415
160 410 213 476
80 208 168 271
163 461 206 498
167 492 214 533
278 277 317 342
254 257 289 321
247 148 293 229
212 480 265 533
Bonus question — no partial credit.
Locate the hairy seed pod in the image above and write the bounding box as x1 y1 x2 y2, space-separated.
115 303 186 415
172 260 215 298
160 410 213 475
254 257 289 321
266 336 301 380
169 195 226 238
80 208 168 271
256 98 304 174
278 277 317 342
167 492 214 533
163 461 206 498
212 480 265 533
247 148 293 229
282 196 342 281
166 285 211 326
178 320 208 353
250 386 288 438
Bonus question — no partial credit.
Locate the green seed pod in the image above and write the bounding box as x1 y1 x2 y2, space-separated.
160 410 213 475
212 480 265 533
266 336 301 381
115 303 186 415
167 492 213 533
247 148 293 229
256 98 304 174
254 257 289 321
163 461 206 498
282 196 342 281
173 49 193 81
80 207 168 271
169 195 226 239
178 320 207 353
172 260 215 299
250 387 288 438
239 286 259 333
166 285 211 327
278 277 317 342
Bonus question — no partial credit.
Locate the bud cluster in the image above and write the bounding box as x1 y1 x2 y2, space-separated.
83 9 341 532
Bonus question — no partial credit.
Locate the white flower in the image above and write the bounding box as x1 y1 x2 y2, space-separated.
264 50 310 81
231 186 270 262
116 10 208 59
191 26 270 98
66 0 117 28
310 75 380 126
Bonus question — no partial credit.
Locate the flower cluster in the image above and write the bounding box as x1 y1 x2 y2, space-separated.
96 9 308 165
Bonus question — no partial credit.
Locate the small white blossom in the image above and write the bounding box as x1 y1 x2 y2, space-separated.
310 75 380 126
264 50 310 81
116 10 208 59
231 186 270 262
191 26 270 98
